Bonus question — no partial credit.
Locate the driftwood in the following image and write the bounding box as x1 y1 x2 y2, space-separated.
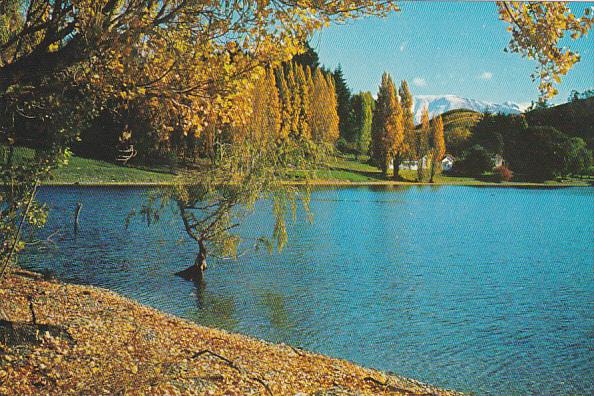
364 376 438 396
74 202 82 233
0 296 73 347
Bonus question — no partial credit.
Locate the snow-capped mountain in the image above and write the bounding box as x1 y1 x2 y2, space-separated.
412 95 523 123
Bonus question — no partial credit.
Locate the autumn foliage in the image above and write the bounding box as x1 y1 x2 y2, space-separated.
494 164 514 182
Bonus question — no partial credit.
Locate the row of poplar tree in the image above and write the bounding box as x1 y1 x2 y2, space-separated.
337 72 446 182
240 62 340 145
244 65 447 181
370 73 445 181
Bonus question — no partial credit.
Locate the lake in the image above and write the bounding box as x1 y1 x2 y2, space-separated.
20 185 594 395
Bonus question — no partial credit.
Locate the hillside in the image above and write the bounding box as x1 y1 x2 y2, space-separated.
439 108 483 130
412 95 521 123
524 97 594 148
413 109 483 156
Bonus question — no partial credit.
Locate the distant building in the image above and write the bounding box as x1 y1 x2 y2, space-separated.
398 157 425 171
394 155 453 171
492 154 504 168
441 154 455 171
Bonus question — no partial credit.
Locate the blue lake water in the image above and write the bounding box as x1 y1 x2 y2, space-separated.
20 185 594 395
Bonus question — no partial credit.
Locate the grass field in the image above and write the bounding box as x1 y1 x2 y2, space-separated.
53 156 176 184
10 147 175 184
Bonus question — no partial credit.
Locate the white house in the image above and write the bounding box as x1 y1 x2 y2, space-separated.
398 156 428 171
393 155 454 171
492 154 504 168
441 154 455 171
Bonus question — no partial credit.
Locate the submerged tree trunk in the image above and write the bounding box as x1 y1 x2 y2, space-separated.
175 240 208 282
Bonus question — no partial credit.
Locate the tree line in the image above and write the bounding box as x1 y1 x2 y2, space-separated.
338 73 446 182
455 111 593 181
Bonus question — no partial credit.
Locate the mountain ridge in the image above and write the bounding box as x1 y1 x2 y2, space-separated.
412 94 523 124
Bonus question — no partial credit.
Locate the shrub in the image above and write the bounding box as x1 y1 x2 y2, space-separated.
494 165 513 182
454 145 494 177
335 138 359 156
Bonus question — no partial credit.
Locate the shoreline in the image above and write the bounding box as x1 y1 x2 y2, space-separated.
0 270 463 395
40 180 593 188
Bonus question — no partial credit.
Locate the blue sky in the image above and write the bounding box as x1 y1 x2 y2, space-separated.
313 1 593 106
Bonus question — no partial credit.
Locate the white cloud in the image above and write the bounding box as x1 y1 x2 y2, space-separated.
479 71 493 80
412 77 427 87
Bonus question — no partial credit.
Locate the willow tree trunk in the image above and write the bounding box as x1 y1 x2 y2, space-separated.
175 240 208 282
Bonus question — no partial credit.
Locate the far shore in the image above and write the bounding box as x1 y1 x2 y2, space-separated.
0 269 463 395
40 179 593 188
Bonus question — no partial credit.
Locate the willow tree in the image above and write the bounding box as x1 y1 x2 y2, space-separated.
156 138 327 282
0 1 400 278
429 115 446 183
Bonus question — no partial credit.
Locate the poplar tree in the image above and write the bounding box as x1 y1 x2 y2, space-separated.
310 68 339 143
429 115 446 183
244 68 281 142
385 85 405 180
294 64 312 139
276 68 292 139
285 65 301 138
350 91 375 158
416 106 430 181
399 80 416 160
371 72 405 177
325 73 340 143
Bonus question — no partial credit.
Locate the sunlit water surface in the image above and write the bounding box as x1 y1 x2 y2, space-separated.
20 186 594 395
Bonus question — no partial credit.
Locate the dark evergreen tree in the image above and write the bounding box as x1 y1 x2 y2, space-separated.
350 92 375 158
333 64 353 141
292 41 320 70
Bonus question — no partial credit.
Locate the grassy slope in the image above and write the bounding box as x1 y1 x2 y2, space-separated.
12 147 175 184
53 155 175 184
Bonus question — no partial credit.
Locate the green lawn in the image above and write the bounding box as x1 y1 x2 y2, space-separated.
7 147 592 186
324 154 593 186
10 147 175 184
53 156 176 184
